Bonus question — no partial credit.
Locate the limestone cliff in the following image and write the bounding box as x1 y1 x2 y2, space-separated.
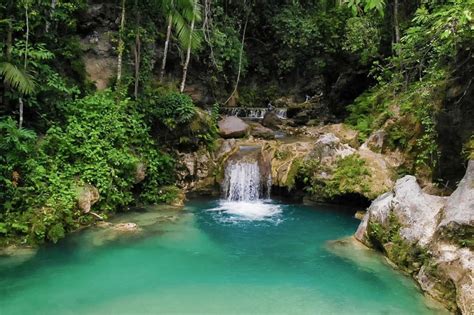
355 161 474 314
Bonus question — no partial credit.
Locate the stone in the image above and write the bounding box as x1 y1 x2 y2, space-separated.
437 160 474 239
354 210 366 220
77 184 100 213
314 133 355 162
354 164 474 313
357 145 395 198
182 84 214 105
262 111 282 129
112 222 140 232
169 189 186 207
366 130 386 153
251 124 275 139
355 192 394 244
218 116 249 138
134 162 146 184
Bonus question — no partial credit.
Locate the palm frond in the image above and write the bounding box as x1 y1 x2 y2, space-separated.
173 12 203 50
0 62 35 95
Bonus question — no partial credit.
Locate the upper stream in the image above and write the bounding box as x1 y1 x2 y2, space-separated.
0 198 445 314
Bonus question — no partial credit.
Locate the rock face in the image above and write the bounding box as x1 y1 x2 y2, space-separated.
314 133 355 162
218 116 250 138
437 161 474 240
77 184 100 213
355 160 474 314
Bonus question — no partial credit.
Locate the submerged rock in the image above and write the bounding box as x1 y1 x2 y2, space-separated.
355 161 474 313
113 222 140 232
218 116 250 138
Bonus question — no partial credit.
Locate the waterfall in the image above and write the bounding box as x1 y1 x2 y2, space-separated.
212 146 279 221
222 147 271 201
219 107 287 119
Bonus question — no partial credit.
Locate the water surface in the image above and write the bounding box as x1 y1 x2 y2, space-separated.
0 199 444 314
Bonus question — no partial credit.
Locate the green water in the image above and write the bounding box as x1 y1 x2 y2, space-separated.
0 199 444 314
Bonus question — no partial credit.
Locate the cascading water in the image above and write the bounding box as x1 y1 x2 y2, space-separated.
211 146 280 221
218 107 287 119
223 160 270 201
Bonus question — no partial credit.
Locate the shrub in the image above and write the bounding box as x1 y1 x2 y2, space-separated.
0 91 176 245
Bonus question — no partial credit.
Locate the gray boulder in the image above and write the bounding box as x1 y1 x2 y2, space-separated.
354 162 474 313
251 124 275 139
262 111 282 129
437 160 474 240
218 116 249 138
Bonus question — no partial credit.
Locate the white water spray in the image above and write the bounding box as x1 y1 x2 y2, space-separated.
211 148 280 221
223 160 270 201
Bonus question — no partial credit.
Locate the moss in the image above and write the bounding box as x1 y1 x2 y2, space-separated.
439 224 474 249
283 158 301 189
297 155 372 200
368 212 432 273
462 136 474 160
274 149 291 160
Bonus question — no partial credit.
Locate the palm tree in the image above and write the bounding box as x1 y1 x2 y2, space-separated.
179 0 202 92
159 0 202 84
0 1 35 128
0 62 35 96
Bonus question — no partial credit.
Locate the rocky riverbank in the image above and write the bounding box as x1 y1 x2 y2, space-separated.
355 161 474 314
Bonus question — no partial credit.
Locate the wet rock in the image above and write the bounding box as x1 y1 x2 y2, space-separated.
293 110 311 125
77 184 100 213
0 246 37 268
354 210 366 220
355 163 474 313
251 124 275 139
218 116 249 138
113 222 140 232
262 111 282 129
169 188 186 207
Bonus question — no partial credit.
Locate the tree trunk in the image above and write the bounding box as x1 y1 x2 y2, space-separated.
116 0 126 87
133 0 141 98
180 3 196 93
393 0 400 45
224 13 249 105
24 5 29 70
3 20 13 112
160 14 173 82
20 4 29 128
19 97 24 129
45 0 57 33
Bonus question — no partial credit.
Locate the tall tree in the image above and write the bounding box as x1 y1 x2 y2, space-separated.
159 0 201 83
133 0 141 98
180 0 201 92
159 0 174 82
116 0 126 87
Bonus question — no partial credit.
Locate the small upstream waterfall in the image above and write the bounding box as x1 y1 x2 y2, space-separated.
219 107 287 119
222 148 271 202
